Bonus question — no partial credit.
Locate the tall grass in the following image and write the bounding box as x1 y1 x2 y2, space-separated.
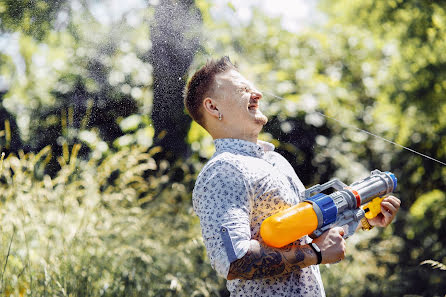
3 142 440 297
0 145 224 296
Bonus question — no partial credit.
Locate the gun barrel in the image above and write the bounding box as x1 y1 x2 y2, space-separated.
350 170 397 205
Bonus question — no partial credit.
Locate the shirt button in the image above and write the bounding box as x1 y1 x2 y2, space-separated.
221 227 227 232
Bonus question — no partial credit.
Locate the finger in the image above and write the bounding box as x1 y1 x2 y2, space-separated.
384 196 401 208
387 196 401 208
380 205 394 221
336 227 345 237
381 201 398 214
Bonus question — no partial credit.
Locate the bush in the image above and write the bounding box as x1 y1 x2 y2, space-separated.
0 145 224 296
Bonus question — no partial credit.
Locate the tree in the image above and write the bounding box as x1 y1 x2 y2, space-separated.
0 0 66 156
319 1 446 295
150 0 202 160
0 2 148 173
190 1 446 295
0 0 65 41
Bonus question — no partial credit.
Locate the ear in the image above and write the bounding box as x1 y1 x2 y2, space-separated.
203 97 220 120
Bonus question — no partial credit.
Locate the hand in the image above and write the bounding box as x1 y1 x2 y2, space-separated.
367 195 401 227
312 227 346 264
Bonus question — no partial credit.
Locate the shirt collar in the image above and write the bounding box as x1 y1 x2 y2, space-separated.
214 138 275 158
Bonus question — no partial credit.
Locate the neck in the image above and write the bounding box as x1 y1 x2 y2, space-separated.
211 127 260 144
206 118 263 144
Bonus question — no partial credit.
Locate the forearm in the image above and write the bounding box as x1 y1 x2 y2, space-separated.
227 239 317 280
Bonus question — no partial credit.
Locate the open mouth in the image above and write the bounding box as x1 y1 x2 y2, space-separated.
248 104 258 111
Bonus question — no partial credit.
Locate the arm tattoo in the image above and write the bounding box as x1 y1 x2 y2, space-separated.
227 240 316 280
291 249 305 264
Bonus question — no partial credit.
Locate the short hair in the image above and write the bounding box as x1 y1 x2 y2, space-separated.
184 56 237 127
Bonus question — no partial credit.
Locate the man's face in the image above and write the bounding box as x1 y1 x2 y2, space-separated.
212 69 268 137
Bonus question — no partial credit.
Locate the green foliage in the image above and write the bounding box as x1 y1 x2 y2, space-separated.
410 190 445 221
0 0 65 40
193 1 446 296
0 2 153 173
317 1 446 295
420 260 446 271
0 0 445 296
0 145 223 296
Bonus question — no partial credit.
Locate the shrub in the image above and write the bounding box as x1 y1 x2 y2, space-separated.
0 145 224 296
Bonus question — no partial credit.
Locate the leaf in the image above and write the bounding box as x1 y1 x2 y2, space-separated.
420 260 446 271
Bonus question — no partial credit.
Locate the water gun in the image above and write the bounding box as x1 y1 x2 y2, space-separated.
260 170 397 248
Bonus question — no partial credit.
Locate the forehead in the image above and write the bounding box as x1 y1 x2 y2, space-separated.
214 69 253 88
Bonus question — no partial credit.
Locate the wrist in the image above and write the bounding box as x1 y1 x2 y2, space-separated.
309 242 322 265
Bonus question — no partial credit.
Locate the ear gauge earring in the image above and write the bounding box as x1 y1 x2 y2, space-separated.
218 112 222 121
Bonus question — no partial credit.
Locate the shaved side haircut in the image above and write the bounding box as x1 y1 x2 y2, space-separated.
184 56 237 127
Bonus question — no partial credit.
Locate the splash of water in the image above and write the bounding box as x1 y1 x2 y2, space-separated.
262 90 446 167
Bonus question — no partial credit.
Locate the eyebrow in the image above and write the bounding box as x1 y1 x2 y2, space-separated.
237 82 253 89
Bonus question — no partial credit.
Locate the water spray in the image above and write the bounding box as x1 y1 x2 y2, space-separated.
262 90 446 167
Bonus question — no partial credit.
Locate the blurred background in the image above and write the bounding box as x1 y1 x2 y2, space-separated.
0 0 445 296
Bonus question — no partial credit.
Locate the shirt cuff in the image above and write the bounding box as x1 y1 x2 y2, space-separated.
216 224 251 278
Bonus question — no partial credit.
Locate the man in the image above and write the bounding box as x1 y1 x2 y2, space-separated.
184 56 400 297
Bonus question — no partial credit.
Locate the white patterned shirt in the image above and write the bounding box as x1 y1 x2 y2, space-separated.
193 138 326 297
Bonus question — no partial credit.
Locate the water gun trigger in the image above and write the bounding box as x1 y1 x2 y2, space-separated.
362 197 384 219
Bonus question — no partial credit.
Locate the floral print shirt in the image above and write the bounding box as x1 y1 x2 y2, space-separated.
192 138 326 297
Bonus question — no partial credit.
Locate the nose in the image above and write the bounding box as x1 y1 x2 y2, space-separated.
251 90 263 100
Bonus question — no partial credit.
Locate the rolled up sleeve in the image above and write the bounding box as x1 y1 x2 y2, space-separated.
192 160 251 278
